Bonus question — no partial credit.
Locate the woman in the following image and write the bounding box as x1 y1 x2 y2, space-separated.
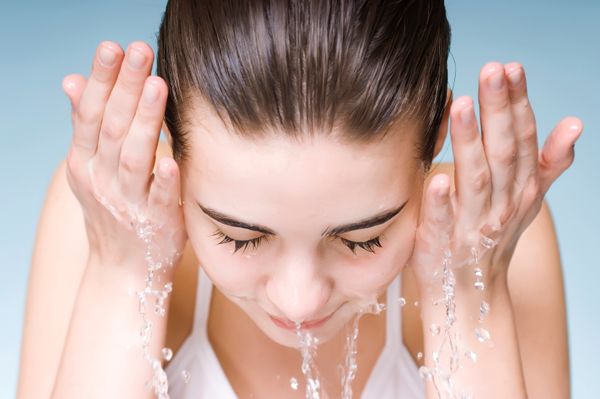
17 0 579 398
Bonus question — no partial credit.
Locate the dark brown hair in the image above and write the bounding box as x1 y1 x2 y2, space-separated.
156 0 451 171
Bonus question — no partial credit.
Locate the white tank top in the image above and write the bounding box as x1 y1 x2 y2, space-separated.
165 267 425 398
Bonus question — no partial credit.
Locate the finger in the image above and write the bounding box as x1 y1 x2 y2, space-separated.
414 174 453 279
450 96 491 228
538 116 583 195
62 74 87 109
119 76 167 203
148 157 181 218
479 62 518 226
504 62 539 191
72 41 124 161
95 41 154 177
62 74 87 127
421 174 453 244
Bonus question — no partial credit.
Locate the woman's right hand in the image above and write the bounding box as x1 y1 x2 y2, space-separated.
61 41 186 271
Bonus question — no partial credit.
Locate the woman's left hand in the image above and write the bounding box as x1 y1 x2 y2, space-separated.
408 61 583 294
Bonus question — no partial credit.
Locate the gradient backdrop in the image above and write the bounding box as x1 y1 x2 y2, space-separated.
1 1 598 397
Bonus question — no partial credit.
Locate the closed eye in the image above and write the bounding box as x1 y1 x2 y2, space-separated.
211 229 268 254
339 236 383 254
211 229 383 255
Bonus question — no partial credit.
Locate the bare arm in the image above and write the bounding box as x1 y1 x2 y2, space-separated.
17 159 89 398
410 58 581 397
19 38 186 398
17 158 175 399
51 246 174 398
507 200 570 398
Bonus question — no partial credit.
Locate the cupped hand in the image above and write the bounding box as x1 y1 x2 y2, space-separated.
62 41 186 270
408 61 583 291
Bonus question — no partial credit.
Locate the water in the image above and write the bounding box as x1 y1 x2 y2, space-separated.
295 325 323 399
293 300 386 399
87 160 181 398
132 214 179 399
89 156 502 398
290 377 299 390
416 228 500 399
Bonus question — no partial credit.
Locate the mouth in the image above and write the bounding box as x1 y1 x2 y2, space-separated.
268 312 335 331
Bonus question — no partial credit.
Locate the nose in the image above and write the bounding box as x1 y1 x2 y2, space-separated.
265 252 331 323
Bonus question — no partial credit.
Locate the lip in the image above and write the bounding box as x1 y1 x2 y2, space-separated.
269 312 334 331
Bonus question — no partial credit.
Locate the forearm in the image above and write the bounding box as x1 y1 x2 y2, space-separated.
51 259 173 399
419 272 527 398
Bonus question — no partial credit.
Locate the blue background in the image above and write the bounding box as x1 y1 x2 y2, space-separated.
1 1 598 397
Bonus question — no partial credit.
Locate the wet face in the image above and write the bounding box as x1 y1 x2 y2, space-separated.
178 105 427 348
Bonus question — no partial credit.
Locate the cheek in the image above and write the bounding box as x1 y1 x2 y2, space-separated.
333 204 419 296
184 215 264 294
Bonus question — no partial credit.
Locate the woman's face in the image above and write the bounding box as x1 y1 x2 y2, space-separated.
179 105 427 348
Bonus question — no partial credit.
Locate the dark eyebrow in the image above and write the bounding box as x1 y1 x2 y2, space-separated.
198 204 277 235
197 200 408 237
321 201 408 237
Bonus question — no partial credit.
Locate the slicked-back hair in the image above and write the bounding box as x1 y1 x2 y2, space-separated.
156 0 451 172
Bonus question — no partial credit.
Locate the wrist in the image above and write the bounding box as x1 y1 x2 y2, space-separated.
87 252 176 286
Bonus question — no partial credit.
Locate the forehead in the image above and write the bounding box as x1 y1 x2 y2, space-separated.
182 107 421 231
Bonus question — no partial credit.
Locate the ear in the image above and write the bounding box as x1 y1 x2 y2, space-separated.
432 87 452 159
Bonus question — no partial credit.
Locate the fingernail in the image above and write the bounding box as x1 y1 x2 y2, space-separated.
128 48 146 70
63 79 76 92
460 105 473 125
507 68 522 87
98 45 116 67
158 160 171 178
488 71 504 90
568 120 583 140
143 80 159 104
436 175 449 195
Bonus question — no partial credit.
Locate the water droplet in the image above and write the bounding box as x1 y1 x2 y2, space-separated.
460 390 473 399
364 302 386 314
417 351 423 360
181 369 191 383
161 347 173 362
474 281 485 290
479 300 490 320
464 350 477 362
480 235 497 249
290 377 299 390
470 247 479 265
413 300 419 307
418 366 433 380
429 323 441 336
475 327 491 343
164 282 173 293
398 297 406 306
473 268 483 278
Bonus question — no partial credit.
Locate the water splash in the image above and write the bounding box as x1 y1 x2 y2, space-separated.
474 328 491 343
132 215 180 399
181 369 191 384
290 377 299 390
87 160 181 398
418 229 500 398
295 324 324 399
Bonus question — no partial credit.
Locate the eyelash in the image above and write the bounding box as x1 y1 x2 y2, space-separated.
211 229 383 255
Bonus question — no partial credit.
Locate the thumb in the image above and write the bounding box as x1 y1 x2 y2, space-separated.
421 173 453 244
538 116 583 195
61 74 87 120
411 174 453 280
